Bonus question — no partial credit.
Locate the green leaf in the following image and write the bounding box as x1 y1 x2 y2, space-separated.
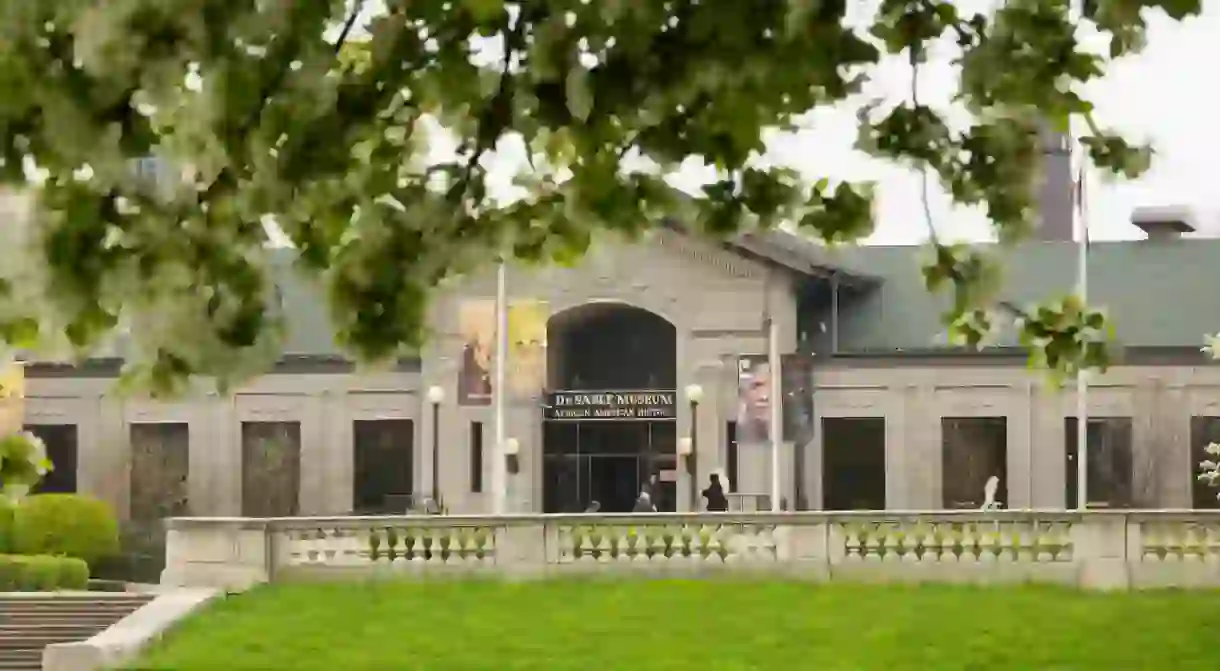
565 66 593 123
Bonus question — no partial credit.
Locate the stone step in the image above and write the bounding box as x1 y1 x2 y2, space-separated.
0 649 42 671
0 632 101 650
0 602 150 614
0 595 151 606
0 623 109 635
0 595 153 665
0 617 127 629
0 604 145 613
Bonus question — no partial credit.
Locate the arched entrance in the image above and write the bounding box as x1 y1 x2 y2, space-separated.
543 303 678 513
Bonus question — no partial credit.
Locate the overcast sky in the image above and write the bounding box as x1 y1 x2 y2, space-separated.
772 3 1220 245
347 2 1218 247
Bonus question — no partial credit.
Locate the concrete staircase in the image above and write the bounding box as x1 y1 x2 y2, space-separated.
0 594 153 671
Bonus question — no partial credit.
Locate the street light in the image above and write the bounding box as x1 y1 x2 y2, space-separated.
504 437 520 474
427 385 445 512
684 384 703 511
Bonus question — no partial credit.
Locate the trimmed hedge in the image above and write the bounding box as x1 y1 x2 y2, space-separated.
0 554 90 591
12 494 121 566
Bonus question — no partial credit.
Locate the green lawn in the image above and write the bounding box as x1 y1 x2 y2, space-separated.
128 580 1220 671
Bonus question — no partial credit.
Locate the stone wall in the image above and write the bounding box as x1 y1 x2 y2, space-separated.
160 510 1220 592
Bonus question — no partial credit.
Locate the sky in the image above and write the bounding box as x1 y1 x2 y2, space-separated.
441 1 1220 246
777 3 1220 245
323 1 1220 248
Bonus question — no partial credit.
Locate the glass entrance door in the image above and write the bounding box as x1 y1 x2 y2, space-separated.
542 421 677 512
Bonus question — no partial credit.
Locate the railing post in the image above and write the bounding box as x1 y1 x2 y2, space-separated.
782 517 832 580
495 519 548 579
160 518 272 592
1072 512 1131 591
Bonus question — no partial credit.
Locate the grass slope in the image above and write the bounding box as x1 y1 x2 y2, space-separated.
128 580 1220 670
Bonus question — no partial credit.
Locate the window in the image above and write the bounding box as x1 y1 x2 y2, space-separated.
353 419 413 514
129 423 190 523
241 421 301 517
25 424 78 494
1191 417 1220 509
470 422 484 493
941 417 1008 509
822 417 886 510
1065 417 1133 508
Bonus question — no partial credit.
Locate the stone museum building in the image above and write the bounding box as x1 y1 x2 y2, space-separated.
17 208 1220 522
12 131 1220 520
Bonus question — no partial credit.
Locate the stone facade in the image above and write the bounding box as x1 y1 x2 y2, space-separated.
18 229 1220 517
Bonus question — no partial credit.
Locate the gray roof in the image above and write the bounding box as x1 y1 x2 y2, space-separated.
184 236 1220 361
828 238 1220 352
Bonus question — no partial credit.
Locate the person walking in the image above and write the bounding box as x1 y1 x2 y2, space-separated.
702 473 729 512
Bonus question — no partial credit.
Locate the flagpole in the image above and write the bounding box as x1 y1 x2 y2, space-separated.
491 260 508 515
767 317 782 512
1074 146 1090 511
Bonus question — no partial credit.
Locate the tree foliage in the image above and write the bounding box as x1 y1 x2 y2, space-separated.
0 0 1204 395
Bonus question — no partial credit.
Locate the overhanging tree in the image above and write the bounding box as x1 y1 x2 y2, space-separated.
0 0 1201 397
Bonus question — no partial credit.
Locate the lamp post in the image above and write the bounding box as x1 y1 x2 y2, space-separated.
427 385 445 512
677 437 693 509
684 383 704 511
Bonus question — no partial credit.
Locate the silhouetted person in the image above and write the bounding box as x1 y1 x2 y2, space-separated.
702 474 728 512
646 473 664 511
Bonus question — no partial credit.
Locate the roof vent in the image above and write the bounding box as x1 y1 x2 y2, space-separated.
1132 205 1196 241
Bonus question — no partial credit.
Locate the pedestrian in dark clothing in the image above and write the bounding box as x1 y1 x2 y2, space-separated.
702 474 729 512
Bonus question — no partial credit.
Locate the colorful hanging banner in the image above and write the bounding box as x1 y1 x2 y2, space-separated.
457 300 496 406
507 300 548 396
735 355 771 445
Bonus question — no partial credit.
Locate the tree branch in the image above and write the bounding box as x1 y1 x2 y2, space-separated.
447 14 525 207
334 0 366 55
908 46 1027 324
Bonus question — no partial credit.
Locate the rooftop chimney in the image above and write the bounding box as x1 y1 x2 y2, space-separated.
1132 205 1196 241
1034 124 1073 242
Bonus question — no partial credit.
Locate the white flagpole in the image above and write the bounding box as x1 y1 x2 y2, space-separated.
767 317 783 512
491 261 508 515
1074 152 1090 511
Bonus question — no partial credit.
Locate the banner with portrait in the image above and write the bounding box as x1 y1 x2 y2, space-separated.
507 300 548 396
0 361 25 436
458 299 550 405
736 355 772 445
457 301 495 406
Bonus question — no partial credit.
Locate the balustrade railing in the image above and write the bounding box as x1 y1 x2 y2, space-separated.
160 510 1220 591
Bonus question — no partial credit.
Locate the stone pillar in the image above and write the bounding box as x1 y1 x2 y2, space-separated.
1132 378 1160 507
1073 512 1130 590
1160 383 1191 508
496 521 548 579
321 388 352 516
160 519 271 591
884 383 911 509
91 393 129 522
201 394 241 517
296 392 328 515
903 381 936 510
1031 383 1065 508
1007 381 1037 509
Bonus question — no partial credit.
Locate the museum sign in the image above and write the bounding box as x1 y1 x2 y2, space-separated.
543 390 677 421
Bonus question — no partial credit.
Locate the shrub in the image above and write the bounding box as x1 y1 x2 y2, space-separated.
12 494 121 566
0 554 90 591
0 500 13 553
